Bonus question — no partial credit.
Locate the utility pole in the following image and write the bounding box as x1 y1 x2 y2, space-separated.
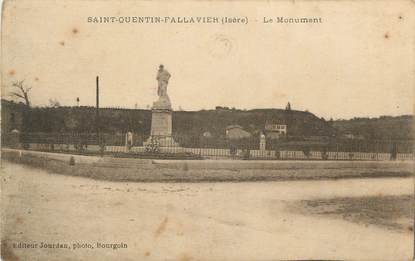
96 76 104 156
96 76 100 133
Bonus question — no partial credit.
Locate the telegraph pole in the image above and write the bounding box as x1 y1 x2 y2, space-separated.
96 75 104 156
96 76 100 134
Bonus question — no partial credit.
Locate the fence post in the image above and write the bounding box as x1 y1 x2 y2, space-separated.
390 142 397 161
336 143 339 160
375 141 379 161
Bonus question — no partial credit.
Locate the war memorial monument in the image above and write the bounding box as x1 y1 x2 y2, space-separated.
144 65 180 147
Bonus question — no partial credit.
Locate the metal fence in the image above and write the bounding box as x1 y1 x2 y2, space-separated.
2 132 414 161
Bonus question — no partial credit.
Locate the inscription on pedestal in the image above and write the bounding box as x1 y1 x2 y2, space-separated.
150 110 172 136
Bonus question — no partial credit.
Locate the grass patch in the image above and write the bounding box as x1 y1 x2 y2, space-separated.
289 195 414 232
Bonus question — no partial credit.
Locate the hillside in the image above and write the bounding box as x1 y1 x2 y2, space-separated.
333 115 414 140
173 108 334 138
3 99 413 143
2 100 335 139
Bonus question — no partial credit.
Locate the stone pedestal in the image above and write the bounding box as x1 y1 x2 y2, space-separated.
150 109 172 136
144 95 180 147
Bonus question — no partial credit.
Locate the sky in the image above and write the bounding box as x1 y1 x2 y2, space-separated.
1 0 414 119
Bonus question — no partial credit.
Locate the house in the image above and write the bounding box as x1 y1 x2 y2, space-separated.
265 119 287 139
202 131 212 138
343 132 364 140
225 125 251 140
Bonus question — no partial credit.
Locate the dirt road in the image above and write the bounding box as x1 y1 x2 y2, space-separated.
1 162 413 260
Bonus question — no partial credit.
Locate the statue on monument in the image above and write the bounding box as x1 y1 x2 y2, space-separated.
156 64 171 97
153 64 172 110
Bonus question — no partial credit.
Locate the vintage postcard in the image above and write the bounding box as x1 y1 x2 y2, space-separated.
1 0 414 260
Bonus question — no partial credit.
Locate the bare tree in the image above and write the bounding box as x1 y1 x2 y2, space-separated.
10 80 32 107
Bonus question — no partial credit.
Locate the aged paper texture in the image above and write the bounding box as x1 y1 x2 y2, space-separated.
1 0 414 260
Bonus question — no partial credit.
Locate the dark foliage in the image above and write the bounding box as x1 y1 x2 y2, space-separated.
17 106 336 139
333 115 414 140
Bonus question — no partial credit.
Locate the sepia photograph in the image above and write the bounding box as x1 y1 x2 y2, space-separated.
1 0 414 260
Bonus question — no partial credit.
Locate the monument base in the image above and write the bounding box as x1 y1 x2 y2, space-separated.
143 135 180 148
150 109 172 136
144 95 180 147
